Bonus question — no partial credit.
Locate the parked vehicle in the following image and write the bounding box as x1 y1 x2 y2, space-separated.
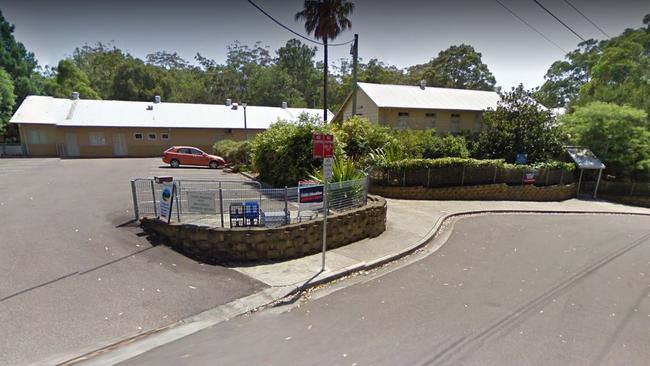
162 146 226 169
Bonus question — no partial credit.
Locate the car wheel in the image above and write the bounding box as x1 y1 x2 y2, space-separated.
209 161 219 169
170 159 180 168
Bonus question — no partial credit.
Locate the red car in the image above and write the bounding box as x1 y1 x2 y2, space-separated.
162 146 226 169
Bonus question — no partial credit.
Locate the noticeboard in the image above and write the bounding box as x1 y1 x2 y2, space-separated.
187 191 217 214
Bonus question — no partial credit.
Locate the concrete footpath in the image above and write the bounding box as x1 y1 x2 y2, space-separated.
233 198 650 288
75 197 650 365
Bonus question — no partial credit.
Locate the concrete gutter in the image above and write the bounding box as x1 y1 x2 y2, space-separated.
60 208 650 365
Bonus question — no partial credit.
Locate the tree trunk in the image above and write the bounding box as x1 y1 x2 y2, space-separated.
323 38 328 123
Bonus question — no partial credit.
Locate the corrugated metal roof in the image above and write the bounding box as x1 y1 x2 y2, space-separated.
357 82 500 111
10 96 332 129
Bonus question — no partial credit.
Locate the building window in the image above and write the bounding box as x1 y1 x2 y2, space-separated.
161 133 170 140
29 130 48 144
89 132 106 146
147 133 157 140
474 113 483 133
425 112 436 129
451 113 461 134
134 133 143 140
398 112 409 130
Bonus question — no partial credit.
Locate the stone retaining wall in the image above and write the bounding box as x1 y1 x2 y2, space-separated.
140 196 387 263
600 194 650 208
369 183 576 201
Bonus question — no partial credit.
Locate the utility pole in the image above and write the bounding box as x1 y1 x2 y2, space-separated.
323 38 328 123
351 34 359 116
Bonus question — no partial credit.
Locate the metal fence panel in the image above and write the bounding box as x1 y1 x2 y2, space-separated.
131 177 369 228
370 166 573 188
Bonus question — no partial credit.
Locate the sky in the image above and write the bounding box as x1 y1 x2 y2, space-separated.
0 0 648 90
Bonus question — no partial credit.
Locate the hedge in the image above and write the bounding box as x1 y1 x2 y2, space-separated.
375 157 575 173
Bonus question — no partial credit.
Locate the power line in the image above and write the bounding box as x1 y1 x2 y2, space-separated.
562 0 610 38
246 0 354 47
494 0 567 53
532 0 586 42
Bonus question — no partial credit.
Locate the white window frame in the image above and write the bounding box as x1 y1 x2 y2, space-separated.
147 133 157 141
134 132 144 140
88 132 107 146
161 133 170 140
29 130 48 144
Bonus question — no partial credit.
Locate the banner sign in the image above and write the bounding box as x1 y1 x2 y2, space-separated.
299 184 324 209
523 172 536 184
187 191 217 214
312 134 334 159
159 182 175 223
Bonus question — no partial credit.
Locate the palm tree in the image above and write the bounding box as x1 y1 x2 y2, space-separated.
296 0 354 122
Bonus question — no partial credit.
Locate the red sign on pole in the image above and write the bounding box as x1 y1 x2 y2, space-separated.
312 134 333 159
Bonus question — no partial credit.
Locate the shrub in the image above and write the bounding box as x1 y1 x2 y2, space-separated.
333 116 394 159
309 156 365 182
212 139 250 166
422 135 470 159
251 113 341 187
385 129 470 159
560 102 650 180
473 85 564 163
374 157 574 172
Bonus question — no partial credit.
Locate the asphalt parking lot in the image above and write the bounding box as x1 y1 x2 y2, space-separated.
0 157 265 366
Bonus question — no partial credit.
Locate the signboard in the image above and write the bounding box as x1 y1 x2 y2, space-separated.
159 181 175 222
523 172 536 184
187 191 217 214
565 146 605 170
312 134 334 159
298 184 324 210
515 153 528 165
323 157 333 182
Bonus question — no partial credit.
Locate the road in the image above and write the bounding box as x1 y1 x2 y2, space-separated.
122 214 650 366
0 158 265 366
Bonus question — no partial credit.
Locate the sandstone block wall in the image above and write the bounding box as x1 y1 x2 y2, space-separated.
141 195 387 263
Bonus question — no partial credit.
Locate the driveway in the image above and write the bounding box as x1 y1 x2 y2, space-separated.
122 214 650 366
0 158 265 365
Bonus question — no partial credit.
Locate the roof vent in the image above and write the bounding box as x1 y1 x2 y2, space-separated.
420 80 427 90
146 105 154 111
154 95 161 104
231 102 238 110
281 101 288 109
225 98 232 106
71 91 80 100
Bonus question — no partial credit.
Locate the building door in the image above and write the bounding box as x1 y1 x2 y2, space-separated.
64 133 80 157
112 133 128 156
